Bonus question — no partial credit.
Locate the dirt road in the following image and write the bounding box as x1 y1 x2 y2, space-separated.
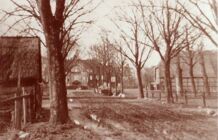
1 92 218 140
67 96 218 140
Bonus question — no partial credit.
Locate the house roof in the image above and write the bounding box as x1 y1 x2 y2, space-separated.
66 58 101 73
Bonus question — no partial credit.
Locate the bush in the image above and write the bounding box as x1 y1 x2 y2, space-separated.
80 85 88 90
101 89 113 96
72 80 81 86
67 84 78 89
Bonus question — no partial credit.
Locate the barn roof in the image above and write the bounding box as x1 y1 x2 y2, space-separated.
0 36 41 86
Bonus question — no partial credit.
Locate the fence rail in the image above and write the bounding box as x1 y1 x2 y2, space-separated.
0 87 33 130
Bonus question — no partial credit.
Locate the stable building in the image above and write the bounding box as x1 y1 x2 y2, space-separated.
0 36 42 124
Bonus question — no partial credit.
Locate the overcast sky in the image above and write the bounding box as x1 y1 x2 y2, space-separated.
0 0 217 68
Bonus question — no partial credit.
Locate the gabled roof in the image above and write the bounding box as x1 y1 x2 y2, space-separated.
66 58 101 73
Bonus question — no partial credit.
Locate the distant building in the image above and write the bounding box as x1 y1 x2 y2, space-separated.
153 50 217 93
66 59 104 88
66 59 91 86
66 59 135 88
42 57 135 89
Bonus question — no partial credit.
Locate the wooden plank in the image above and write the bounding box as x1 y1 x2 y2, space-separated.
1 94 30 103
22 87 27 125
15 88 22 130
15 67 22 130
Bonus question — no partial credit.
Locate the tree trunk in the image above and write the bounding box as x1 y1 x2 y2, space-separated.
189 66 197 97
46 31 69 124
121 62 124 93
136 67 144 98
109 69 112 91
36 0 69 124
115 75 117 94
164 61 174 103
199 53 210 96
176 55 184 97
145 84 149 98
202 91 206 107
184 90 188 105
188 50 198 97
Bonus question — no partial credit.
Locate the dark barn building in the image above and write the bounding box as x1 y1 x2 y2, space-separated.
0 36 42 123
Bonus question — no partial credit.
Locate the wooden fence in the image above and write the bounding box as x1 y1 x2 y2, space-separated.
145 89 213 107
0 87 34 130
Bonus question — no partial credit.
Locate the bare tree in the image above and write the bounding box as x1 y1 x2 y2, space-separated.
113 6 152 98
90 35 117 89
198 43 211 96
115 46 127 94
182 49 198 97
175 53 184 98
64 49 80 76
209 53 218 76
36 0 69 124
143 67 154 98
137 0 192 103
0 0 98 72
0 0 99 124
176 0 218 46
181 29 202 97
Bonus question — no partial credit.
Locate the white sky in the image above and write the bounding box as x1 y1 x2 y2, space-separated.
0 0 217 68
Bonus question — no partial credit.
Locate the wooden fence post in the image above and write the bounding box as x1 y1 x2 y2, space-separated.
184 90 188 105
14 42 22 130
145 87 148 98
30 90 34 122
151 91 154 98
22 87 27 125
159 90 161 100
202 91 206 107
175 91 178 102
14 87 22 130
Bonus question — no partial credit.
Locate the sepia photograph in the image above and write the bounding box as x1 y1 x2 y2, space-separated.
0 0 217 139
